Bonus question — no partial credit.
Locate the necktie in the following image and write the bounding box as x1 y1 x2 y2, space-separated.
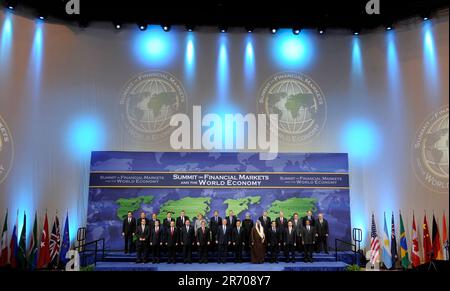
223 226 226 234
156 227 159 232
307 226 310 231
171 227 174 236
216 217 218 222
281 218 283 224
182 217 184 224
202 228 205 234
187 226 189 232
128 218 131 223
238 228 240 234
142 225 145 232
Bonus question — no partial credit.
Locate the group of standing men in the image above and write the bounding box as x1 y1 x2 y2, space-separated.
122 209 329 264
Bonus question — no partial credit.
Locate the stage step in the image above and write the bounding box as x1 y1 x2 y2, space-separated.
94 261 349 271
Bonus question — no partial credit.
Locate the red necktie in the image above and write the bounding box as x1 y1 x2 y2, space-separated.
171 227 174 236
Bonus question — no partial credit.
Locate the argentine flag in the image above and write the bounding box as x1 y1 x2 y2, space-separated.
382 212 392 269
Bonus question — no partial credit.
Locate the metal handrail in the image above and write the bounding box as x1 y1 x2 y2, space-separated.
77 238 105 266
334 238 357 265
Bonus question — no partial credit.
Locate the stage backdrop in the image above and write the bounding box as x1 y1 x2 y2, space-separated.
87 151 350 250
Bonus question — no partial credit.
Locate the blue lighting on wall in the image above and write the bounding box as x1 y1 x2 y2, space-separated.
0 12 12 61
28 21 44 96
67 116 105 158
133 25 176 66
423 21 440 106
341 119 381 162
244 35 255 90
272 29 314 68
184 34 195 82
351 37 363 77
386 31 402 108
217 35 229 101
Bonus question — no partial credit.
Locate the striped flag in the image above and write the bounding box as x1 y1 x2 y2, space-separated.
369 213 380 265
49 214 61 268
0 210 8 266
432 214 443 260
382 212 392 269
391 212 398 268
399 211 410 269
411 213 421 267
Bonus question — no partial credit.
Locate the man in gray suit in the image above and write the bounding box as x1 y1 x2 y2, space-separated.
301 220 316 263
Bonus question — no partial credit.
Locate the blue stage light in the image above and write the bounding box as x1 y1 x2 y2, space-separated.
351 37 362 76
217 35 229 102
184 34 195 82
272 29 313 69
133 25 176 66
244 36 255 90
67 116 105 158
0 12 13 61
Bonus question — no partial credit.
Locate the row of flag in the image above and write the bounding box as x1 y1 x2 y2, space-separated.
370 211 448 269
0 210 71 270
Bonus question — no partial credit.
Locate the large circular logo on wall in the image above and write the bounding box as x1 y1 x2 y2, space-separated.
0 114 13 184
120 71 187 142
258 72 327 144
412 105 449 193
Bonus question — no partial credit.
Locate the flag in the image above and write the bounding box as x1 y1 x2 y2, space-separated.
0 210 8 266
432 214 443 260
49 214 61 268
9 210 18 268
17 211 26 269
37 212 50 269
411 213 421 267
391 212 398 268
423 214 432 263
27 211 38 270
60 212 70 266
443 213 448 261
399 212 410 269
382 212 392 269
369 213 380 265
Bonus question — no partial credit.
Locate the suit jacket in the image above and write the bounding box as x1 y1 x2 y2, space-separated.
150 226 163 245
301 226 316 244
225 216 237 228
232 227 246 245
196 227 211 246
163 217 174 230
258 216 271 232
283 227 297 245
122 217 136 235
209 216 222 234
316 219 329 236
176 216 190 229
292 219 301 234
242 219 254 240
165 227 179 246
267 227 282 246
302 216 316 227
180 226 195 245
216 225 231 245
149 218 161 229
136 224 150 241
275 217 288 229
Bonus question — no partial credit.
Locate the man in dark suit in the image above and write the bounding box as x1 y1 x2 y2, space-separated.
292 213 302 251
209 210 222 251
232 220 245 263
196 220 210 263
302 210 316 227
176 210 189 229
163 212 174 230
216 219 231 263
137 212 149 227
180 219 195 263
150 220 163 263
242 213 254 255
149 213 160 229
226 210 237 228
301 220 316 262
284 220 297 262
165 220 179 263
122 211 136 254
135 218 150 263
315 213 329 253
267 221 282 263
275 211 288 229
258 211 272 236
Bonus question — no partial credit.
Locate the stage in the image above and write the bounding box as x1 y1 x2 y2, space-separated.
91 251 354 271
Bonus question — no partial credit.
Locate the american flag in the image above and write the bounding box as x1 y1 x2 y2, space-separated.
370 214 380 265
49 215 61 268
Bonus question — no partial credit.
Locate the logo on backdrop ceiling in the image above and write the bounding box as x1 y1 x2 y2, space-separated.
258 72 327 144
0 114 13 184
412 105 449 193
120 71 187 142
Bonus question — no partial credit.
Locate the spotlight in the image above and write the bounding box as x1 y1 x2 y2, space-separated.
186 24 195 32
219 25 228 33
38 15 46 20
423 17 429 21
245 26 254 33
114 22 122 29
8 5 14 10
420 12 431 21
6 0 16 10
270 27 277 34
137 22 147 31
293 27 301 35
386 25 392 31
318 27 325 35
162 24 171 32
352 28 360 35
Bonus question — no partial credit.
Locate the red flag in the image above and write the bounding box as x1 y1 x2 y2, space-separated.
411 213 420 267
432 214 443 260
37 213 50 268
422 214 432 263
443 213 448 261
